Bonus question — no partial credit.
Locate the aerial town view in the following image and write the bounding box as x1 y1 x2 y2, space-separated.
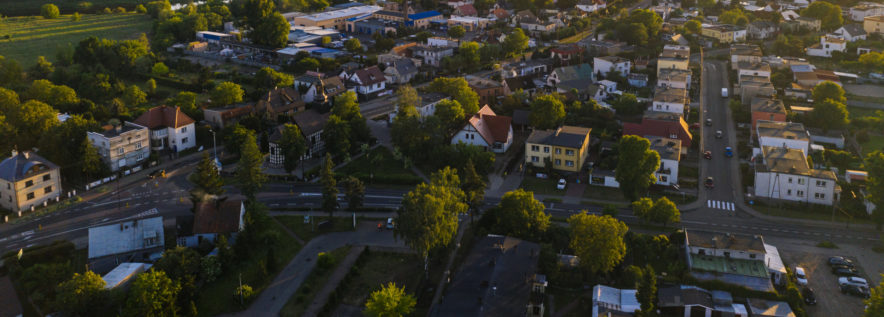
0 0 883 315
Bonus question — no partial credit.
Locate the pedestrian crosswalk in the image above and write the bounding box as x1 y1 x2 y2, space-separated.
706 200 735 211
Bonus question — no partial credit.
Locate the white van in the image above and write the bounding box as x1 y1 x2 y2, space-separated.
721 88 728 98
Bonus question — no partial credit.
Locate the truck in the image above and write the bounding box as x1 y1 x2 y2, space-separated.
721 88 728 98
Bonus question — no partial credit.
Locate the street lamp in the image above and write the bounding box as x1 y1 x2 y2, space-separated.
208 129 217 160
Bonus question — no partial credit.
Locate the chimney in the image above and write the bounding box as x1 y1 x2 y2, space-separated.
11 149 17 157
115 124 123 133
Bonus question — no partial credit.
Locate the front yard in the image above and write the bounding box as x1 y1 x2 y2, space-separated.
274 215 357 241
336 147 423 186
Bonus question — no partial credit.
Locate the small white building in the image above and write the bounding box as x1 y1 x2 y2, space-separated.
849 3 884 22
649 137 681 186
592 285 639 317
87 122 150 172
806 36 847 58
651 86 688 114
657 68 692 89
340 66 386 95
133 106 196 153
102 262 151 289
451 106 513 153
411 45 455 67
593 56 631 77
754 146 839 205
756 120 810 157
830 24 868 42
737 62 772 82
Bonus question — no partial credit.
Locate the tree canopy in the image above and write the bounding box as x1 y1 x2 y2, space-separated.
125 270 181 316
428 77 480 114
364 282 417 317
568 213 628 274
211 81 244 107
255 67 295 91
235 130 267 201
529 94 565 130
812 81 846 104
808 99 849 132
278 123 307 174
395 167 467 258
489 189 550 240
503 28 530 57
55 271 107 316
615 136 660 201
801 1 842 30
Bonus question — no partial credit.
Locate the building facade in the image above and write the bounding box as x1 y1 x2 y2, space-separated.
0 151 62 213
87 122 151 172
525 126 592 172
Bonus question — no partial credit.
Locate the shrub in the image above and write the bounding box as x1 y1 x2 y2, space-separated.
316 252 336 270
114 7 126 13
135 4 147 13
102 7 112 14
603 204 619 217
71 12 80 21
77 2 92 10
234 284 254 301
40 4 60 19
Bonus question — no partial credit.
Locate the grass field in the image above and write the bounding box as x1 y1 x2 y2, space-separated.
0 13 152 68
861 133 884 156
0 0 172 17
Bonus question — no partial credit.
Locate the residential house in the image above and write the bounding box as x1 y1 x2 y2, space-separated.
657 68 692 89
467 76 505 106
88 215 164 273
830 24 868 41
415 92 451 117
296 109 330 161
407 11 444 29
593 56 631 77
0 150 62 213
731 44 764 69
583 39 632 56
850 3 884 22
806 36 847 57
426 36 460 48
755 146 839 205
525 126 592 172
592 285 640 317
794 70 841 88
864 15 884 35
737 62 772 83
513 10 556 35
748 20 779 39
745 298 796 317
501 59 552 78
683 229 774 291
751 98 787 131
488 7 511 20
87 122 150 172
383 57 418 84
133 106 197 153
454 4 477 16
547 63 594 90
255 87 306 120
576 0 606 13
294 72 347 105
652 86 689 114
756 120 810 156
658 285 750 317
503 76 539 96
781 10 800 21
340 66 386 96
447 16 492 31
628 73 649 87
738 75 776 104
550 45 584 66
203 104 255 129
436 235 546 317
178 199 245 247
451 106 513 153
411 45 454 67
657 45 690 77
623 111 693 148
701 24 747 43
649 137 681 186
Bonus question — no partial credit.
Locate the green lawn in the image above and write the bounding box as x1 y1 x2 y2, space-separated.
847 105 881 119
753 203 873 225
0 13 152 68
196 220 302 316
336 147 423 186
274 215 357 241
280 246 352 317
861 133 884 156
338 251 423 307
520 177 566 196
0 0 161 17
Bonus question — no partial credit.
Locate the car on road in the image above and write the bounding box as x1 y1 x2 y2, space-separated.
838 276 868 288
802 287 816 305
705 177 715 189
795 267 808 285
829 256 855 268
725 147 733 157
721 88 728 98
386 218 395 229
832 266 860 276
715 130 723 138
841 284 871 299
704 151 712 160
148 169 165 179
557 178 567 190
706 118 712 126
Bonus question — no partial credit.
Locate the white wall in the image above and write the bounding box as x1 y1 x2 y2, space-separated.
754 172 836 205
651 101 685 114
655 158 679 185
451 125 490 149
757 137 809 157
688 245 765 261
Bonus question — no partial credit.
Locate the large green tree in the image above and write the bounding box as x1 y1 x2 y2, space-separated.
568 213 628 274
321 156 339 217
529 94 565 130
81 138 104 181
636 265 657 316
278 124 307 174
429 77 479 114
459 41 481 73
615 136 660 201
648 197 680 228
801 1 842 30
435 99 466 132
55 271 107 316
503 28 530 57
190 151 225 198
866 274 884 317
812 81 846 104
255 67 295 91
342 176 365 210
396 85 420 110
865 152 884 229
461 159 486 221
211 81 244 107
395 167 467 263
448 25 466 38
324 115 351 159
235 131 267 201
611 93 644 116
6 99 58 150
808 99 849 132
252 12 290 48
125 270 181 316
344 38 362 53
492 189 550 239
364 282 417 317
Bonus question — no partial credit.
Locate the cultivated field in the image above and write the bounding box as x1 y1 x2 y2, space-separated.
0 13 152 68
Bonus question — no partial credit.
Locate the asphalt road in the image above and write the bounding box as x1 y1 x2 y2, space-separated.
700 60 739 214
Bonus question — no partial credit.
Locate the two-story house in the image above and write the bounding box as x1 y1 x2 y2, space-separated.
830 24 868 41
294 72 347 105
134 106 196 154
737 62 772 83
756 120 810 156
254 87 307 120
657 45 690 77
747 20 779 39
649 137 681 186
383 57 418 84
411 45 454 67
0 150 62 213
730 44 763 69
341 66 386 96
754 146 839 205
850 3 884 21
466 76 505 106
593 56 631 77
550 45 584 66
806 36 847 58
87 122 150 172
524 126 592 172
451 106 513 153
623 111 693 148
701 24 747 43
863 15 884 35
652 86 689 114
750 97 787 131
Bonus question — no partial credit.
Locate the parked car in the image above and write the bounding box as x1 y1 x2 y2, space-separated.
841 284 871 299
829 256 855 268
715 130 723 138
557 178 567 190
705 177 715 189
838 276 869 288
725 147 733 157
832 266 860 276
705 118 712 126
795 267 808 285
704 151 712 160
386 218 395 229
148 169 165 179
802 287 816 305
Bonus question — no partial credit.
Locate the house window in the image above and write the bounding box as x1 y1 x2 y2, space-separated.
43 174 50 181
555 148 562 154
181 126 187 133
816 180 826 187
787 189 792 195
724 252 731 258
750 254 757 259
25 180 33 188
543 147 550 153
118 148 124 155
660 175 668 182
815 193 826 199
797 190 805 197
531 156 540 162
797 178 805 185
26 192 35 200
565 160 574 167
44 186 52 194
182 137 188 144
555 159 561 165
566 149 575 156
531 145 540 152
135 142 142 149
698 249 706 255
788 177 793 183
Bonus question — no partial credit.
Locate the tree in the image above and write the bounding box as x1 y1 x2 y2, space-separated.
122 85 147 106
648 197 680 228
866 274 884 317
812 81 846 105
146 78 157 96
448 25 466 38
154 246 202 308
684 19 701 34
81 138 103 181
865 152 884 229
626 9 662 37
616 23 649 45
631 197 653 221
493 189 550 239
252 12 290 48
31 56 54 79
151 62 170 76
461 159 486 221
342 176 365 209
72 12 81 21
719 9 748 26
459 41 481 73
125 270 181 317
170 91 199 115
503 28 530 57
278 124 307 174
324 115 351 158
0 56 24 87
41 4 60 19
364 282 417 317
808 99 849 132
190 151 225 195
255 67 294 91
396 85 420 111
344 38 362 53
823 149 855 173
615 136 660 201
56 271 107 316
529 94 565 130
428 77 479 114
611 93 644 116
235 131 266 201
321 156 338 217
6 100 58 150
635 265 657 316
395 168 467 261
801 1 842 30
567 213 628 274
435 99 466 132
211 81 244 107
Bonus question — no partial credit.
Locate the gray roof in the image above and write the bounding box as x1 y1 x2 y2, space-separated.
420 92 450 106
760 146 836 179
512 109 531 125
0 151 59 182
88 215 164 259
745 298 796 317
292 109 331 136
839 24 866 36
527 126 591 149
658 68 691 83
392 58 417 76
658 285 714 308
94 122 147 138
751 98 786 114
654 86 688 104
756 120 807 141
648 137 681 161
730 44 763 57
685 229 766 253
552 63 593 82
436 235 541 317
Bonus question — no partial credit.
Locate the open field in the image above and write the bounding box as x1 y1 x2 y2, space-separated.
0 0 177 17
0 13 152 68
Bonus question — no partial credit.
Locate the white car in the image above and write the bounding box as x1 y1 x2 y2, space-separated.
795 267 808 285
386 218 394 230
839 276 869 288
557 179 567 190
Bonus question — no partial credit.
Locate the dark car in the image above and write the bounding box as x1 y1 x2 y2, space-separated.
148 169 165 179
704 151 712 160
841 284 871 299
802 287 816 305
832 266 860 276
705 177 715 189
829 256 855 268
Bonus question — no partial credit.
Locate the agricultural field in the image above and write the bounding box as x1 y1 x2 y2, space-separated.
0 0 160 17
0 13 152 68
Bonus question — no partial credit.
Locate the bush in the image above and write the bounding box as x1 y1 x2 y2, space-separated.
603 204 619 217
40 4 60 19
102 7 112 14
234 284 254 301
135 4 147 13
114 7 126 13
71 12 81 21
316 252 336 271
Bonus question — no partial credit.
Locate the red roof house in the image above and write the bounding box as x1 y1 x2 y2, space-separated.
451 105 514 153
622 111 692 148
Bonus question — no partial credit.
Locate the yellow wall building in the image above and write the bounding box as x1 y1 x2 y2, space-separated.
864 15 884 35
0 151 62 213
525 126 592 172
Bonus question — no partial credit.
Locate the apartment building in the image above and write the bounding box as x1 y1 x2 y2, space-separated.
0 150 62 213
87 122 150 172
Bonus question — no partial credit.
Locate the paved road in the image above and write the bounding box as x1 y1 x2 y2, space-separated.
699 60 740 214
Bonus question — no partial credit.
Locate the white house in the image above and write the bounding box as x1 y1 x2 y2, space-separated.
806 36 847 57
657 68 691 89
87 122 150 172
293 72 346 104
451 106 513 153
340 65 386 95
754 146 839 205
593 56 631 77
651 86 688 114
576 0 606 13
649 137 681 186
830 24 868 42
849 3 884 22
178 199 246 247
592 285 639 317
685 229 766 262
133 106 196 153
737 62 772 82
756 120 810 157
411 45 454 67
